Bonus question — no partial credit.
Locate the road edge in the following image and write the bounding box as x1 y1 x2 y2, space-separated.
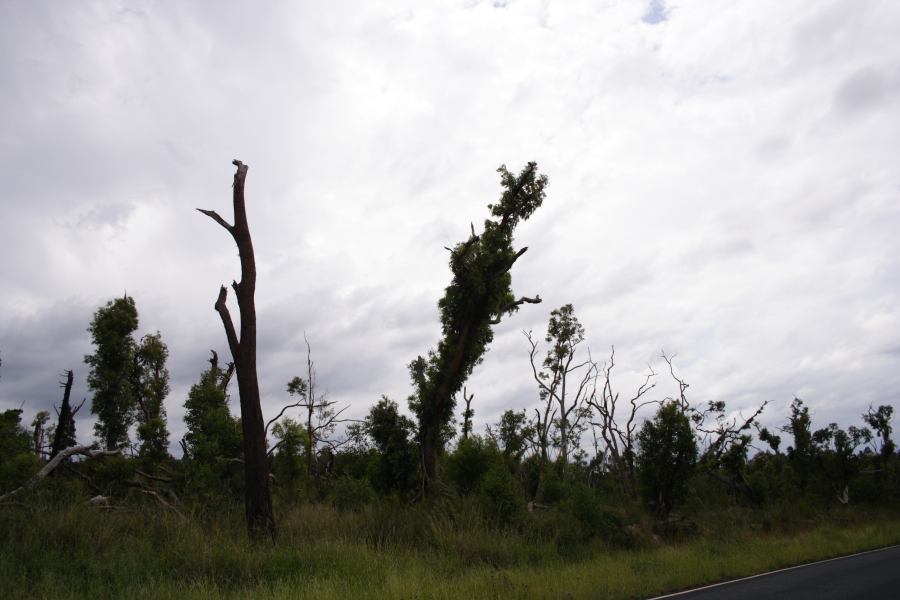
647 543 900 599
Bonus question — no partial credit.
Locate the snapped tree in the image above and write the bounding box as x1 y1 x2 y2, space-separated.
50 369 84 459
198 160 276 543
409 162 547 486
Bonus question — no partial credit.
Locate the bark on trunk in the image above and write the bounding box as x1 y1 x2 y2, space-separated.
199 160 276 544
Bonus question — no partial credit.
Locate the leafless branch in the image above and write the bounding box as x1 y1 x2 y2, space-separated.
490 295 542 324
196 208 234 235
0 445 120 502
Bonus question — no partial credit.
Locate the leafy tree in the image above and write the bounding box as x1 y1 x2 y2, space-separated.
782 398 813 491
134 332 171 463
758 427 781 454
31 411 51 457
487 409 532 464
637 401 698 518
812 422 871 503
365 396 417 494
863 405 895 471
410 162 547 486
85 295 139 450
0 409 38 489
182 352 242 492
444 435 501 495
525 304 595 494
0 409 31 459
270 418 308 492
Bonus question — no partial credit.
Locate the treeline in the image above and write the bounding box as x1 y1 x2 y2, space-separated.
0 161 897 549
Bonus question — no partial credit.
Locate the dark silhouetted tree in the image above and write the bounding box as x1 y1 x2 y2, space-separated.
50 370 83 459
782 397 813 491
863 404 895 473
198 160 275 542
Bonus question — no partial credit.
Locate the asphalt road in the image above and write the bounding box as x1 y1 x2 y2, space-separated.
648 545 900 600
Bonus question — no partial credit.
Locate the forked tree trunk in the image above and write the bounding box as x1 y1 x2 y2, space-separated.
198 160 276 544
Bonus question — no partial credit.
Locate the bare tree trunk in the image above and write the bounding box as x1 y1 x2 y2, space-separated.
461 387 474 441
198 160 276 544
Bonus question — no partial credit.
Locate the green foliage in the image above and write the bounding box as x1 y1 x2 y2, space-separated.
476 464 525 527
637 401 698 517
0 498 897 599
409 162 548 477
488 409 533 466
85 295 139 450
0 409 39 489
543 304 584 378
271 418 308 494
182 356 242 496
134 331 171 463
328 476 376 511
363 396 418 494
444 435 502 495
783 397 813 490
863 404 895 460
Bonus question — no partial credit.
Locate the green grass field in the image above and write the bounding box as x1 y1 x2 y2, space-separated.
1 499 897 599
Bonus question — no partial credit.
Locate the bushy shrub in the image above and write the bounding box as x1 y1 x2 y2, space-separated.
477 464 525 528
444 436 501 495
329 477 375 512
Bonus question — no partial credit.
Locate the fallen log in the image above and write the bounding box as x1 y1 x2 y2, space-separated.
0 444 120 503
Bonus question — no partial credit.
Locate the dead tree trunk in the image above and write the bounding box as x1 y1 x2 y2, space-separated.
50 370 81 459
198 159 276 544
461 387 474 441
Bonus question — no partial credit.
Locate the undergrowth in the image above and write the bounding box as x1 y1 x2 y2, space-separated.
0 492 897 599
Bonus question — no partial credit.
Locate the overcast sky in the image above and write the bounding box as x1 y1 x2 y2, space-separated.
1 0 898 454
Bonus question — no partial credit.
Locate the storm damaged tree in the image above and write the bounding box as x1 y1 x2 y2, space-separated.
588 347 658 498
409 162 547 487
460 387 475 441
50 370 84 459
198 160 275 543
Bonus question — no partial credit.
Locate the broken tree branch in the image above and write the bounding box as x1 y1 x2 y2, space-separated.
0 445 121 503
490 295 542 324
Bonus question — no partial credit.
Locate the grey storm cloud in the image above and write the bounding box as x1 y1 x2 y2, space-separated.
1 0 899 452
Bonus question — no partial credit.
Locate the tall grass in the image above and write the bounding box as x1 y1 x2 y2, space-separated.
1 497 897 599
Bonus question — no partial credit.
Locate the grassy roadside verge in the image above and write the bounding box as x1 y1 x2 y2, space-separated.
1 502 897 599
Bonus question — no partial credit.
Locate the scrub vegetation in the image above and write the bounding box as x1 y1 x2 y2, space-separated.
1 161 898 598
